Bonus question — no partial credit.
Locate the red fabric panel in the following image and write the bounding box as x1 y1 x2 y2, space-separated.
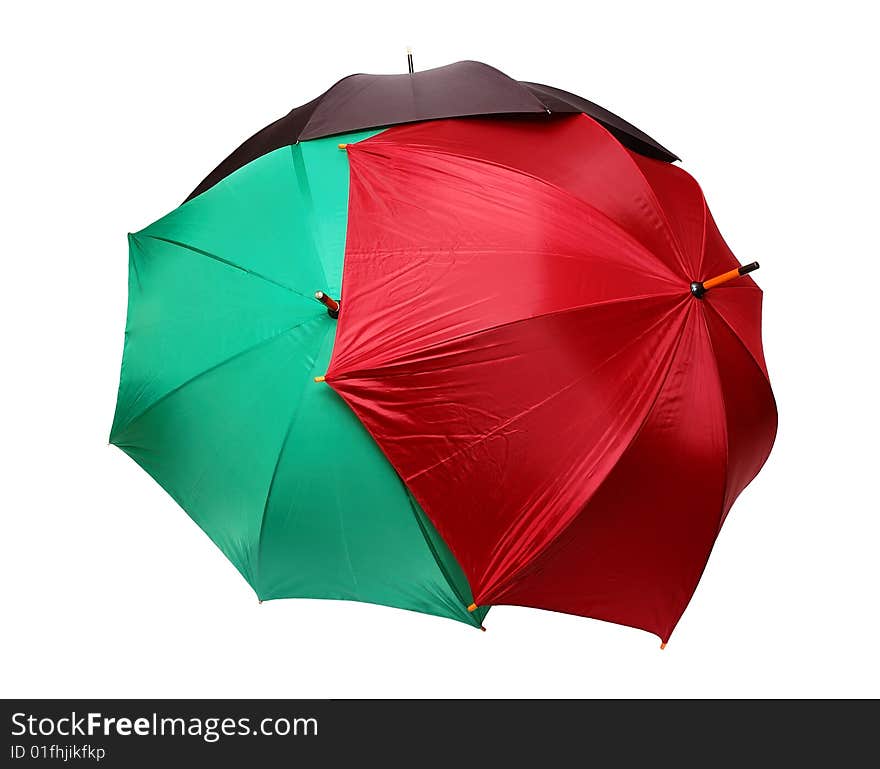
699 201 749 281
704 306 778 521
704 283 769 379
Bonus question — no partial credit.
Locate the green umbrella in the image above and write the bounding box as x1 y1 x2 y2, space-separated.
110 130 486 628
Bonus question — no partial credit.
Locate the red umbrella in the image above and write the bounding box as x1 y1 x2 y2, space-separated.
322 114 777 645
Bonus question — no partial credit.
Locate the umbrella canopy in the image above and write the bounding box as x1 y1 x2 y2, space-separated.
112 62 775 641
323 115 777 643
110 129 486 627
185 60 677 202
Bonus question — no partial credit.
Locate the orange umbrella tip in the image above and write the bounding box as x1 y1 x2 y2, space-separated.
314 375 326 383
691 261 760 298
660 642 667 650
338 143 348 150
467 602 478 612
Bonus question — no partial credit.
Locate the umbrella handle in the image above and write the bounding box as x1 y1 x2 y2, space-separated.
691 262 759 298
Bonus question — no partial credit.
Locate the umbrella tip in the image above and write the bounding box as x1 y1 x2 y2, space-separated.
660 641 667 650
338 143 347 150
314 290 340 318
480 625 487 632
467 602 478 612
314 375 326 383
406 46 414 74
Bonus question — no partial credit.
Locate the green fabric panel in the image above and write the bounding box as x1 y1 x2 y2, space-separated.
111 132 483 627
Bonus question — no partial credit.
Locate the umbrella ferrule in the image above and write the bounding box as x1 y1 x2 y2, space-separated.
691 262 760 298
315 290 340 318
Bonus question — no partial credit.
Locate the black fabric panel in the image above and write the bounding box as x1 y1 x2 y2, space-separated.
298 61 545 140
521 81 679 162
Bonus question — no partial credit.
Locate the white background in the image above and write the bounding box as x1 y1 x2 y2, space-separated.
2 1 877 698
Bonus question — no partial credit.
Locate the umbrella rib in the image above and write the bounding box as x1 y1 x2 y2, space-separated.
333 290 683 380
288 144 331 293
346 246 681 286
613 142 692 276
143 235 313 302
700 300 777 536
698 307 732 535
397 482 482 623
254 322 335 584
698 190 709 276
111 315 322 440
